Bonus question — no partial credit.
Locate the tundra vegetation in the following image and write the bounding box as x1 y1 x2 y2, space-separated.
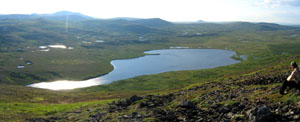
1 13 300 121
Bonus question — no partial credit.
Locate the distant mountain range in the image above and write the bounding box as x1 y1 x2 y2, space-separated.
0 11 206 24
107 17 143 21
1 11 296 28
197 20 205 23
0 11 94 21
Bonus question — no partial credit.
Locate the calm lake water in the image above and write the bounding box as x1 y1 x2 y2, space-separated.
28 49 241 90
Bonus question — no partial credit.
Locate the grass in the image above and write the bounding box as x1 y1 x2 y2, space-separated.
0 20 300 121
1 21 299 86
23 54 300 121
0 49 298 121
0 99 114 122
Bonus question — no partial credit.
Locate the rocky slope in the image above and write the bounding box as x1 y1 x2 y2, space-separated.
26 56 300 122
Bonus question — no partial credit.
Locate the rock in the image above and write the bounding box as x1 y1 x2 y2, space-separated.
132 112 138 117
73 111 81 114
232 102 240 107
211 103 222 109
231 114 245 121
219 105 231 113
115 100 130 107
238 103 245 110
89 113 102 120
247 105 276 122
285 110 294 116
232 107 240 113
25 118 49 122
148 103 155 107
156 110 178 122
178 99 197 108
138 102 148 108
227 112 233 118
123 115 129 118
129 95 143 103
281 105 289 112
230 94 237 99
48 117 60 121
294 115 300 120
67 116 74 120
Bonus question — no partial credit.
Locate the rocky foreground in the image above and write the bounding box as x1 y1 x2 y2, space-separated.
27 60 300 122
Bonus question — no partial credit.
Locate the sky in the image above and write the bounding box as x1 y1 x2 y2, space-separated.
0 0 300 24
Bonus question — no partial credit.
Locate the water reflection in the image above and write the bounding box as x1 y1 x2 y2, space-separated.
28 49 240 90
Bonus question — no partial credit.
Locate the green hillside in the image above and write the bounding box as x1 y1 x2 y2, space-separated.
0 13 300 121
25 55 300 122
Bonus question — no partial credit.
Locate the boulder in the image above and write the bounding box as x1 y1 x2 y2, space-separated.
129 95 143 103
89 113 102 121
138 102 148 108
178 99 197 109
247 105 276 122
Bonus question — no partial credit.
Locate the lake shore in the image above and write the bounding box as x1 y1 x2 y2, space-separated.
28 49 240 90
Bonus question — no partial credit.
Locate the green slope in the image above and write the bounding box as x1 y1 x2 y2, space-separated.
0 17 300 121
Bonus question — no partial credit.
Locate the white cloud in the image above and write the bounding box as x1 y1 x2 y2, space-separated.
0 0 299 24
256 0 300 7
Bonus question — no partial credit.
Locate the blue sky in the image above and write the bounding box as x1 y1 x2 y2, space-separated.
0 0 300 24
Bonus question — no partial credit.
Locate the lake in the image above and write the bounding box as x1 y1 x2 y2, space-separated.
28 49 241 90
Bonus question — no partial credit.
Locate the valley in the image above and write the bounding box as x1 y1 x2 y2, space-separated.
1 11 300 121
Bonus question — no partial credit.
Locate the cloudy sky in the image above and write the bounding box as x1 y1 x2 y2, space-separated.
0 0 300 24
